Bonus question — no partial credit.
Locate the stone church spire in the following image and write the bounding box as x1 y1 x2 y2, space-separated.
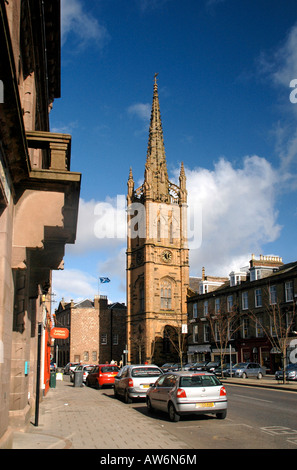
144 74 170 202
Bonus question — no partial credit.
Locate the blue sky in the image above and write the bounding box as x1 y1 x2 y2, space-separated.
50 0 297 306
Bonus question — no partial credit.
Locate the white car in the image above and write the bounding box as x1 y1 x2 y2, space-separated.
114 364 162 403
146 371 227 422
70 364 96 383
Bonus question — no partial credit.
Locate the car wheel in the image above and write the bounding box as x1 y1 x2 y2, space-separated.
168 403 180 422
242 372 247 379
257 372 263 379
124 390 132 404
147 398 154 414
216 410 227 419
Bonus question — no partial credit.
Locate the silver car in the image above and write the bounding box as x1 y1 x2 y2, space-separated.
228 362 266 379
146 371 227 422
114 364 162 403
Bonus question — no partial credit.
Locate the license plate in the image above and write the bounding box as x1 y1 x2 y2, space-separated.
196 402 214 408
142 384 150 389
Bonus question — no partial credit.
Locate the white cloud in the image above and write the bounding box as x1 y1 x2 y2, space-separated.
52 269 97 303
127 103 151 123
259 22 297 180
184 156 282 276
61 0 109 49
270 23 297 89
67 197 126 256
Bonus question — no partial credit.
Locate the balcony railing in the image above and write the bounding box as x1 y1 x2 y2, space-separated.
26 130 71 171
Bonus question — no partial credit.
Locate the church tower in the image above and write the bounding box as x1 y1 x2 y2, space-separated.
126 75 189 365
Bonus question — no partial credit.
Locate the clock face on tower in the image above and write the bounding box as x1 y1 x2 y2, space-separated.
161 250 172 263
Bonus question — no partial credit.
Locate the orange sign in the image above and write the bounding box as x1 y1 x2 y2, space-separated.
51 327 69 339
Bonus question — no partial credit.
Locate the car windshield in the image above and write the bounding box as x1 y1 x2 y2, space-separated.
101 366 119 373
131 367 161 377
180 374 221 387
233 363 246 368
84 366 95 371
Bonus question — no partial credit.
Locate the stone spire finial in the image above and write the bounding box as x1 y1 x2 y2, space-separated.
144 74 170 202
127 167 135 203
179 162 187 203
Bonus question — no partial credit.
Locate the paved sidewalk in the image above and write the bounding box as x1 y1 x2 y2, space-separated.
12 377 192 450
221 374 297 392
11 374 297 450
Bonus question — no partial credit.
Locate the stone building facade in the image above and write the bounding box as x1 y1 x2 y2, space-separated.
126 76 189 365
187 255 297 373
54 297 127 366
0 1 81 448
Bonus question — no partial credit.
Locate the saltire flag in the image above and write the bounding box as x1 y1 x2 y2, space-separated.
99 277 110 283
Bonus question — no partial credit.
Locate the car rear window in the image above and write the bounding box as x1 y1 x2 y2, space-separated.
131 367 161 377
180 374 221 387
101 366 119 373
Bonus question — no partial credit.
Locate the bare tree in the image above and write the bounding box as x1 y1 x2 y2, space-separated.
164 312 188 368
246 296 296 384
206 303 242 377
129 324 145 363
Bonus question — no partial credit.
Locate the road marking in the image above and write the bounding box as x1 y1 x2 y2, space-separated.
234 394 273 403
261 426 297 436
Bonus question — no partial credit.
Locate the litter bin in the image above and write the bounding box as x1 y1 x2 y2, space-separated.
50 371 56 388
73 369 83 387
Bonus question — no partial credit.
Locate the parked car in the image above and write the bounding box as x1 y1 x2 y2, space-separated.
166 363 190 372
275 363 297 381
114 364 163 403
214 363 234 377
146 371 227 422
64 362 80 375
205 361 220 372
70 364 96 383
188 361 209 371
227 362 266 379
161 363 174 372
86 364 120 389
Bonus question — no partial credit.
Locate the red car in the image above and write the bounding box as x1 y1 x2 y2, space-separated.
86 364 120 389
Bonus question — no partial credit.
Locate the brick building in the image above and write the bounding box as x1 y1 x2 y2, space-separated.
187 255 297 373
54 296 127 366
0 0 81 448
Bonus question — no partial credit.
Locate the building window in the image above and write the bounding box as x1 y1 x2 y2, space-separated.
203 301 208 316
204 324 210 342
256 317 264 337
285 281 293 302
269 285 277 305
242 318 249 338
169 222 173 244
227 295 233 312
242 292 248 310
161 280 172 309
193 325 198 343
112 334 118 345
83 351 89 362
101 333 107 345
193 303 197 319
215 298 220 314
92 351 97 362
140 284 144 311
255 288 262 308
214 323 220 341
270 318 277 337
